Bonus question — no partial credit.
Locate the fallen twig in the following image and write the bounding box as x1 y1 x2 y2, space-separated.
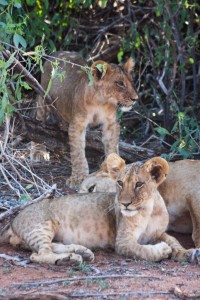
68 291 173 298
11 273 161 288
0 184 57 223
0 253 35 268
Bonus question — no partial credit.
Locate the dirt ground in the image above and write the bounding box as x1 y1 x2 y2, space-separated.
0 155 200 300
0 235 200 300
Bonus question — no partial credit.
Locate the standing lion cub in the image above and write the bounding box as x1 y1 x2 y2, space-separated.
0 155 198 265
35 51 138 186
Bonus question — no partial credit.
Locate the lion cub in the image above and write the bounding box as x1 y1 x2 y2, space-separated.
1 155 195 265
80 156 200 254
35 51 138 186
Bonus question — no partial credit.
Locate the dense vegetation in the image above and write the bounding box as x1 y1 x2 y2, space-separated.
0 0 199 159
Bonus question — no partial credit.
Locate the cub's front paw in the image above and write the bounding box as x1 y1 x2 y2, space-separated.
56 253 83 266
171 248 188 261
159 242 172 259
74 248 94 262
62 244 95 262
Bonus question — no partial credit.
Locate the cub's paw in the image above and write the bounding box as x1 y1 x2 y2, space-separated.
159 242 172 259
74 248 94 262
171 248 189 261
64 244 94 262
30 252 83 266
188 249 200 264
53 244 95 262
56 253 83 266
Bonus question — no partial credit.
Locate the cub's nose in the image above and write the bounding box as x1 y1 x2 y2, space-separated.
122 202 132 209
131 93 139 101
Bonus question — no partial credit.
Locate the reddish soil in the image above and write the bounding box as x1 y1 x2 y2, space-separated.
0 233 200 299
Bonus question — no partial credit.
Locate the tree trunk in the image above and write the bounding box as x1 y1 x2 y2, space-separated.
17 117 155 165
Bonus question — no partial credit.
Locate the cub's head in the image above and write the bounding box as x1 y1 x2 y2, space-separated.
91 58 138 111
80 154 169 218
108 155 169 217
79 153 124 193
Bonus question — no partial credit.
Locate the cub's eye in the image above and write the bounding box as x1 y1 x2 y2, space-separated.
116 81 126 89
135 182 144 189
88 185 96 193
117 180 123 188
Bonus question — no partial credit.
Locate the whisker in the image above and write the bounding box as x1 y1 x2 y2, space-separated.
104 203 117 214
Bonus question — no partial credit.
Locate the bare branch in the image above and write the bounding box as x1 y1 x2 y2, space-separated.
0 184 57 223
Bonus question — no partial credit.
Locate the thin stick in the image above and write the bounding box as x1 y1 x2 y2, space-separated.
2 49 53 105
11 273 161 288
0 164 20 197
0 184 57 222
68 291 173 298
2 164 28 196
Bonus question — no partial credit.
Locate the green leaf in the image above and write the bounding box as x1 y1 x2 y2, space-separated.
44 78 52 98
81 66 87 73
160 153 169 160
189 57 194 64
14 1 22 8
96 63 107 77
155 127 170 137
21 81 32 90
20 194 30 201
25 184 33 190
26 0 35 5
178 112 185 121
0 0 8 5
117 48 124 63
178 148 190 158
101 0 107 8
88 70 94 86
0 22 6 28
5 51 16 68
51 66 59 79
95 64 103 72
13 33 27 49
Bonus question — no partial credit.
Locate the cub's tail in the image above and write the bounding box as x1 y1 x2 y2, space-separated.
0 224 13 244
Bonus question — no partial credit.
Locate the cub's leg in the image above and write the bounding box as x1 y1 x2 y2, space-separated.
67 117 89 186
186 193 200 264
160 232 200 264
115 236 172 262
31 249 83 266
160 233 190 260
102 119 120 155
12 220 87 266
187 193 200 248
52 243 94 262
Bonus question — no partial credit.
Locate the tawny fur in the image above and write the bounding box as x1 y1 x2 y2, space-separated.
0 156 189 265
80 156 200 253
35 51 138 186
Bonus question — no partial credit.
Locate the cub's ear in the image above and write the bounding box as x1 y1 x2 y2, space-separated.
106 153 125 179
99 159 108 173
144 157 169 186
123 57 135 75
91 61 112 80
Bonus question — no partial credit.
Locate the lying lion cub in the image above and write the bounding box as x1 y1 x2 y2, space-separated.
1 155 195 265
80 155 200 257
35 51 138 186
